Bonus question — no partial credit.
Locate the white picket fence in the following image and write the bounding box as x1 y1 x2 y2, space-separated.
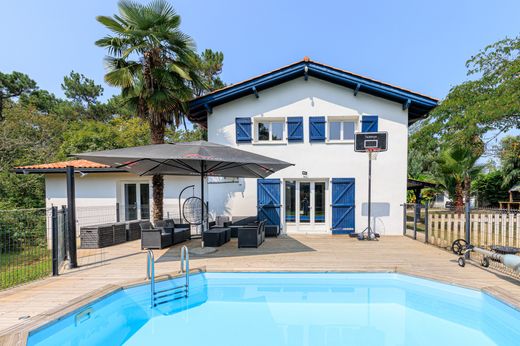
428 211 520 249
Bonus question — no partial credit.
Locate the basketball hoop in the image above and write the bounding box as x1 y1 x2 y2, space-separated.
354 131 388 240
366 148 381 160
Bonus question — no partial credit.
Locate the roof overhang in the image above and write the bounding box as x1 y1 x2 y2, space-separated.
407 178 437 190
188 59 438 127
13 167 126 174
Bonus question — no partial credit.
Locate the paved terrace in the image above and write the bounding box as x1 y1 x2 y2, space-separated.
1 235 520 338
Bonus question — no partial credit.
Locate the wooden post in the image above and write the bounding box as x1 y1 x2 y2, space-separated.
402 204 407 236
424 203 429 244
465 203 471 259
413 204 419 240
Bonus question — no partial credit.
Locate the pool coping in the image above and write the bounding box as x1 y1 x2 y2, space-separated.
1 266 519 346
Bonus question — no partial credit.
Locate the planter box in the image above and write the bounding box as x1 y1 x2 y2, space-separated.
80 223 128 249
113 223 127 245
126 220 142 241
80 224 115 249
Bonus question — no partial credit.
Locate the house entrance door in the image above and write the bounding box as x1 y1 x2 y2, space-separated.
284 180 327 233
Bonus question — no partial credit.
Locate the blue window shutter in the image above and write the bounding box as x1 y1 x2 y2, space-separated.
235 117 252 142
361 115 378 132
257 179 281 226
309 116 326 141
331 178 355 234
287 117 303 142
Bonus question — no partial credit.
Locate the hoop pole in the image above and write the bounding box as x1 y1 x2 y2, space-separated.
367 151 372 238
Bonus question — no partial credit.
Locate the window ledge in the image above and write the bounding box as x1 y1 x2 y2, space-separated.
252 140 288 145
326 140 354 144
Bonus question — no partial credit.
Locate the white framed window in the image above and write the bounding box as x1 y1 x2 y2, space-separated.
254 118 286 143
327 117 358 142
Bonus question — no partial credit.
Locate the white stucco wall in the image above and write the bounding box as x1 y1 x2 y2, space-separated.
207 77 409 235
45 173 200 227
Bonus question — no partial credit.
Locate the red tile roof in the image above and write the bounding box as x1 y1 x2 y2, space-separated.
16 160 110 170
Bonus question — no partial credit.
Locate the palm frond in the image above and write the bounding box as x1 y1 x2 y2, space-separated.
96 15 126 34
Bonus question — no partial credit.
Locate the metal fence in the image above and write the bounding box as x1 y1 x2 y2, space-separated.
0 202 206 290
0 208 54 289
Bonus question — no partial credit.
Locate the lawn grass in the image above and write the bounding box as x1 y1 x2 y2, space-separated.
0 246 51 289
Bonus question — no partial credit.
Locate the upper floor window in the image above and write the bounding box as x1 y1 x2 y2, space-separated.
256 120 285 142
328 119 356 142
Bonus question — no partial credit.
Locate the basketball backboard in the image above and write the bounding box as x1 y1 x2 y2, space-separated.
354 132 388 152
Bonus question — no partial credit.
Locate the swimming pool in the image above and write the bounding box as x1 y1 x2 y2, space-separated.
27 272 520 346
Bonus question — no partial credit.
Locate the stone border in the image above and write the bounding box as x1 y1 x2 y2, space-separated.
1 266 519 346
0 268 205 346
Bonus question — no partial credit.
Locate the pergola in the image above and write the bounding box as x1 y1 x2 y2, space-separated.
407 178 437 205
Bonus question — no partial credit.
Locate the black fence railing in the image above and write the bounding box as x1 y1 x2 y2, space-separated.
0 208 53 289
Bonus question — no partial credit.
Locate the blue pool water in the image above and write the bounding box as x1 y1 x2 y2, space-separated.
27 273 520 346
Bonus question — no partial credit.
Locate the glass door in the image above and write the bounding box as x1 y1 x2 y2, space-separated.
285 181 296 223
124 183 150 221
314 182 325 223
299 182 311 223
284 180 327 230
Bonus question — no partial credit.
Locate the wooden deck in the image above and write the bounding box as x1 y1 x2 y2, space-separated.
1 235 519 339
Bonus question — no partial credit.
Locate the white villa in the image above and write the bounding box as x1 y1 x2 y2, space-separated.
16 58 437 236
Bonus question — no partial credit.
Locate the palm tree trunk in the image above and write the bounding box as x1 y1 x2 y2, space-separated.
150 120 165 222
455 182 464 213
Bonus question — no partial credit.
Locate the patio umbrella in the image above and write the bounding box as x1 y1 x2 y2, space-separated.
74 141 293 249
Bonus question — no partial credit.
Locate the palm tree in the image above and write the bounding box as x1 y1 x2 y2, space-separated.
96 0 202 221
436 145 483 212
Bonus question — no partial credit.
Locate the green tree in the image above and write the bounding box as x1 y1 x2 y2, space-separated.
62 71 103 107
61 71 115 121
472 171 509 207
499 135 520 188
19 90 60 114
435 145 483 211
96 0 203 221
194 49 225 96
58 117 151 158
0 71 38 120
0 104 65 208
410 36 520 165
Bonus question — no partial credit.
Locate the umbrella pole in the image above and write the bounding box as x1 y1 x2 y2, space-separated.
200 162 205 248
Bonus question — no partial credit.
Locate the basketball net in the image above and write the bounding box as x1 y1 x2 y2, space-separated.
367 148 380 160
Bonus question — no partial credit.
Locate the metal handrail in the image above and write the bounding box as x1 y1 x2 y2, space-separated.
180 246 189 297
147 247 190 308
147 249 155 308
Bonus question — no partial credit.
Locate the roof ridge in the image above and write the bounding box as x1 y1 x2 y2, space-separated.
190 57 438 103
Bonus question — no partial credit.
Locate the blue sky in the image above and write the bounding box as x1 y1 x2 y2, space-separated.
1 0 519 102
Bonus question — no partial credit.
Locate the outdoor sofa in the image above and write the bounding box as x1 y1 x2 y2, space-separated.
231 216 280 238
140 219 190 249
155 219 191 245
238 220 266 248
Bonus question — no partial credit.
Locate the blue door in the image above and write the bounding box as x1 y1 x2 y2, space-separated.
257 179 281 226
331 178 355 234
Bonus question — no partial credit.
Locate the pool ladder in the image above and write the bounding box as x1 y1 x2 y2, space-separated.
146 246 190 308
